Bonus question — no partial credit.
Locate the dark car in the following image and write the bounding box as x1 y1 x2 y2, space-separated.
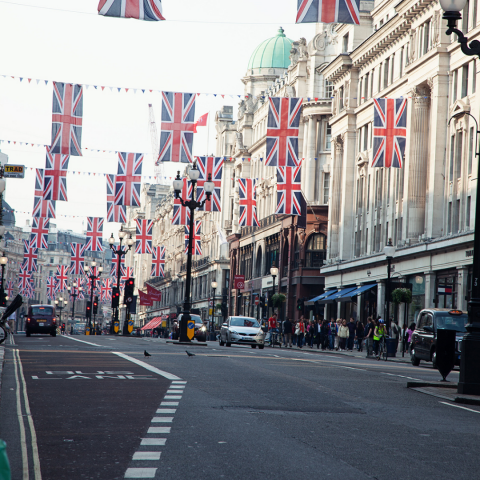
25 305 57 337
177 314 207 342
410 308 468 367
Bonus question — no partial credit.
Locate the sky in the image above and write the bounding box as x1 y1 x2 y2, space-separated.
0 0 316 237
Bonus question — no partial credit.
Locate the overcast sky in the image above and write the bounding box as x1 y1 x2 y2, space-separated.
0 0 315 236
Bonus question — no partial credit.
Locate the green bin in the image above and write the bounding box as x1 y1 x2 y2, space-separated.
0 440 11 480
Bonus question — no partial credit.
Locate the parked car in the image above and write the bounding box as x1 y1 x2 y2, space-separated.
177 314 207 342
25 305 57 337
219 316 265 348
410 308 468 367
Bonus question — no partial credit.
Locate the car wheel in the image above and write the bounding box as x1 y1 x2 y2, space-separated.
411 350 420 366
219 338 225 346
251 345 257 349
432 350 437 369
259 345 264 349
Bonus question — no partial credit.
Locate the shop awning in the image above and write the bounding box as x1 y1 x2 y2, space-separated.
305 290 338 306
322 287 358 304
141 317 162 330
337 284 376 302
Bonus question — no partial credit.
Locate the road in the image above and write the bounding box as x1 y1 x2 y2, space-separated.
1 333 479 480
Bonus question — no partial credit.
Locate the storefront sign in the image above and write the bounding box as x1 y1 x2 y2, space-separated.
234 275 245 290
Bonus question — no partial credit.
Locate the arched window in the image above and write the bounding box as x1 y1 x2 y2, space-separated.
293 236 300 270
305 234 326 268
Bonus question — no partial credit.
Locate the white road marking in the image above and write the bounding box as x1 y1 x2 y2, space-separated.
166 389 182 394
381 372 421 381
172 381 187 384
63 336 105 347
141 438 166 446
440 401 480 413
124 467 157 478
164 395 182 399
132 452 161 461
168 385 185 389
13 349 29 479
147 427 171 434
151 417 173 423
156 409 176 414
113 352 181 380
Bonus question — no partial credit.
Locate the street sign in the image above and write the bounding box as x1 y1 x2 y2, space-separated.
209 299 213 307
4 164 25 178
187 319 195 340
255 296 259 306
128 319 134 333
114 320 119 333
234 275 245 290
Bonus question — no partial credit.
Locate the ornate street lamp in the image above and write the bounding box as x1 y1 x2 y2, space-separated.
108 227 134 334
55 297 68 329
85 262 103 335
67 282 82 335
440 0 480 395
0 168 6 242
270 263 278 316
173 164 214 342
384 239 396 330
211 280 218 340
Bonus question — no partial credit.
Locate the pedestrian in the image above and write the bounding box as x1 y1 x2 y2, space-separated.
356 321 364 352
364 316 374 357
390 319 401 352
283 317 293 348
347 317 356 351
328 318 336 350
307 319 315 348
338 319 349 351
373 318 387 357
314 317 322 349
268 313 278 346
296 317 305 348
406 323 416 352
335 318 342 350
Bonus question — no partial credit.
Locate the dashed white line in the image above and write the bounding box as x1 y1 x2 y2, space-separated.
147 427 171 434
161 402 179 406
141 438 166 446
156 409 176 414
113 352 181 380
440 401 480 413
124 467 157 478
151 417 173 423
132 452 161 461
164 395 182 399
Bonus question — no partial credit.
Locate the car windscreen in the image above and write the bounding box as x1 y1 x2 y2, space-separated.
31 306 54 316
230 317 260 328
436 313 468 333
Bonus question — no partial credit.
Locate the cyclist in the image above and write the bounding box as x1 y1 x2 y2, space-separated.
373 318 387 357
268 313 279 346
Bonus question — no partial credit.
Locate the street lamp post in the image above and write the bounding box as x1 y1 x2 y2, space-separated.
67 282 82 335
270 262 278 315
0 166 6 244
211 281 217 340
0 253 7 303
384 239 396 330
440 0 480 394
84 262 103 335
54 297 68 328
173 164 214 342
108 228 134 335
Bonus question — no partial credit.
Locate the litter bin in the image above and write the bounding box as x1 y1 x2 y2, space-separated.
386 338 397 358
0 440 11 480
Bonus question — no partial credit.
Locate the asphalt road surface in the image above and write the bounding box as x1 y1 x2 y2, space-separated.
1 333 479 480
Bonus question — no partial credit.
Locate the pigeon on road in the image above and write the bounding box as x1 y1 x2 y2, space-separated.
144 350 151 357
186 350 195 357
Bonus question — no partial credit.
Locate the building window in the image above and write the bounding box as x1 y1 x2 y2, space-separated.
383 58 389 89
293 237 300 270
390 53 395 83
467 195 472 228
423 21 430 54
323 172 330 204
455 130 463 179
325 124 332 150
473 60 477 93
453 70 458 101
265 235 280 275
325 80 333 99
462 64 469 97
399 47 404 78
342 33 349 53
339 86 344 111
469 127 474 175
364 72 369 99
305 234 326 268
449 135 455 181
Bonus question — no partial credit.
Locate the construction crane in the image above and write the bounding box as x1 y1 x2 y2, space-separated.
148 103 163 184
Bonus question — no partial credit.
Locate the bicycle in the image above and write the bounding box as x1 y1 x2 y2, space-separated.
376 335 388 361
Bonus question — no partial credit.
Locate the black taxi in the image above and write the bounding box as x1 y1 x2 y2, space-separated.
410 308 468 367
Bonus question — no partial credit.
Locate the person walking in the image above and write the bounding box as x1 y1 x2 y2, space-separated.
373 318 387 357
364 316 374 357
268 313 278 346
356 321 364 352
347 317 356 351
283 317 293 348
328 318 336 350
335 318 342 350
338 319 349 351
296 317 305 348
320 319 329 350
405 323 416 352
390 319 401 352
314 318 322 349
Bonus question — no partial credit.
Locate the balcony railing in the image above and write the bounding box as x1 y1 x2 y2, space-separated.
240 214 278 236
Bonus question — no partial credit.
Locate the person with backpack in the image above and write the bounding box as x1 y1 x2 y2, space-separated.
373 318 387 357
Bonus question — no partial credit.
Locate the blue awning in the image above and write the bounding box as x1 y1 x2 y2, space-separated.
305 290 338 306
337 284 377 302
322 287 358 304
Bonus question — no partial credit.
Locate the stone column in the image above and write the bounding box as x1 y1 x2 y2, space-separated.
424 271 436 308
305 116 317 202
357 284 364 324
457 266 469 311
330 139 343 259
377 281 386 319
407 90 430 239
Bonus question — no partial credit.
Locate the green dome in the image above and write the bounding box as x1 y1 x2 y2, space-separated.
247 27 294 70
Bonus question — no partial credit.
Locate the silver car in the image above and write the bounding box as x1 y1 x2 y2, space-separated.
219 316 265 349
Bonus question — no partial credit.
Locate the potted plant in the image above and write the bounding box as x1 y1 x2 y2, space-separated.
391 288 412 305
271 293 286 307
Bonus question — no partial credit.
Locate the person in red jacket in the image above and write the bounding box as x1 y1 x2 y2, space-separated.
268 313 278 346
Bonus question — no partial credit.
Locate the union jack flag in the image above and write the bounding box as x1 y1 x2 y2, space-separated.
196 156 223 212
46 276 57 300
98 0 165 21
50 82 83 156
101 278 112 302
296 0 360 25
238 178 259 227
135 219 153 254
121 266 134 283
30 217 49 249
75 277 86 299
33 168 56 219
185 221 202 256
172 177 192 225
115 152 143 207
86 217 104 252
44 148 69 202
111 255 125 277
151 245 165 277
106 174 127 223
69 243 86 275
158 92 196 163
56 265 69 292
5 281 14 298
372 98 407 168
22 240 38 273
266 97 302 167
275 166 302 216
18 266 31 292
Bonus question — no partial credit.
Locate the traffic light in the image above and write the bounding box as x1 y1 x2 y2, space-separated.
297 298 304 311
0 287 6 307
221 303 228 318
93 296 98 315
86 301 92 319
112 287 120 308
124 277 135 304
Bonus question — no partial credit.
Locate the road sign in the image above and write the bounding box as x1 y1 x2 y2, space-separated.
114 320 119 333
209 299 213 307
128 319 134 333
255 296 259 306
4 164 25 178
187 319 195 340
234 275 245 290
